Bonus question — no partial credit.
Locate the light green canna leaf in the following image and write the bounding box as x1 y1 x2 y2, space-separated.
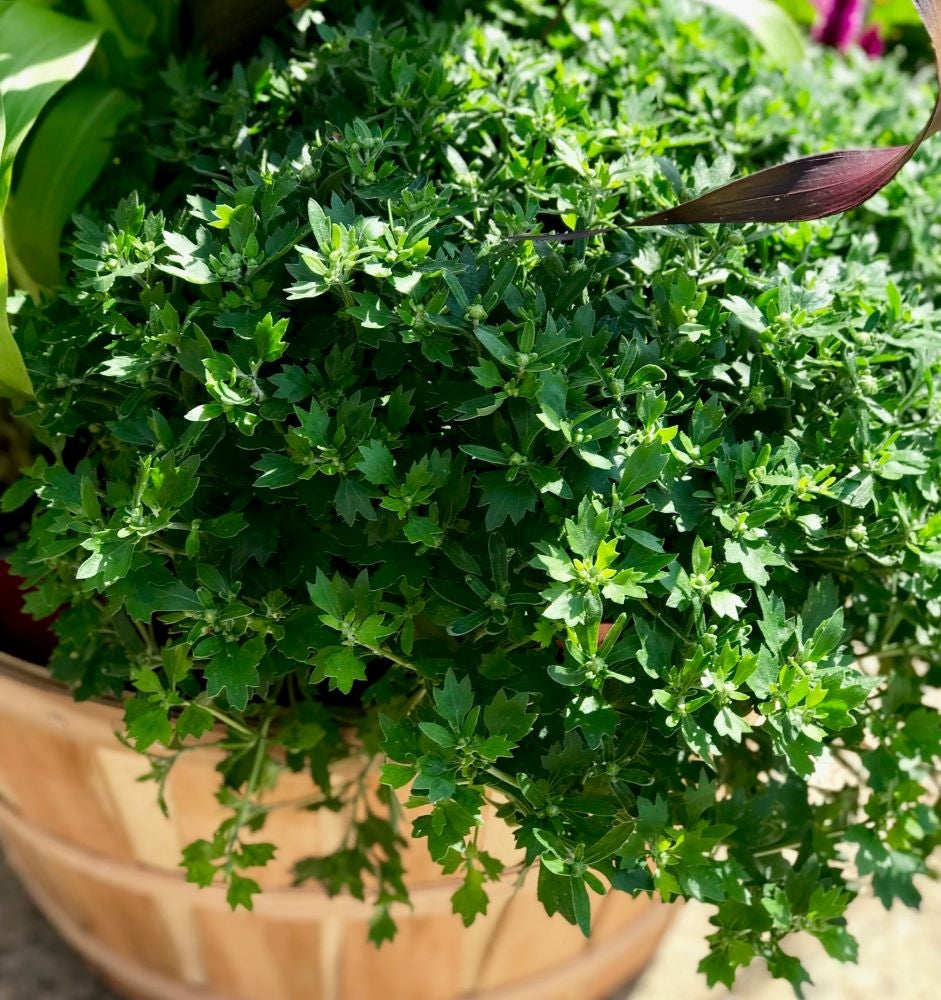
0 1 101 398
0 2 101 174
701 0 806 65
6 84 138 289
0 97 30 398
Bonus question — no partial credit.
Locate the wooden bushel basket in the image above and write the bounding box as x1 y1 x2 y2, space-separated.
0 650 674 1000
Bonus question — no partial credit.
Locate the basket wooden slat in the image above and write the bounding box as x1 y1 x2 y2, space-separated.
0 650 674 1000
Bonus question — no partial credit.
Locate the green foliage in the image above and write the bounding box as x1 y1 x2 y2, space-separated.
5 0 941 992
3 0 181 297
0 0 101 398
6 83 139 291
704 0 806 64
0 0 185 399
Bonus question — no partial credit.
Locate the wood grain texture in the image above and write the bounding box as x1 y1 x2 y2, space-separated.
0 651 674 1000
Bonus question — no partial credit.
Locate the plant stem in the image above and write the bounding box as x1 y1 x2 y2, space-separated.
363 642 420 673
751 826 845 859
225 715 272 872
486 765 521 790
196 701 254 737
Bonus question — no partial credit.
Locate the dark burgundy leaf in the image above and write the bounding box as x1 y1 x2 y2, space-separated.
633 0 941 226
515 0 941 240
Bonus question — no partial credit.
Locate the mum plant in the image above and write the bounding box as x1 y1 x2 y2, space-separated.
3 0 941 993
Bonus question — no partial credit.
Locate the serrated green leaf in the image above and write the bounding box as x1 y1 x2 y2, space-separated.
204 636 265 711
452 865 489 926
434 670 474 731
356 440 397 487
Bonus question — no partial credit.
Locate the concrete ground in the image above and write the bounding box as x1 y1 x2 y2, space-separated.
629 873 941 1000
1 848 939 999
0 851 118 1000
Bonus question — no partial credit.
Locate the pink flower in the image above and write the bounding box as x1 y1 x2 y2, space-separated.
811 0 884 55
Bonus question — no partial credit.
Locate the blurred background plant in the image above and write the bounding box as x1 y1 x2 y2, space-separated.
810 0 885 55
778 0 930 55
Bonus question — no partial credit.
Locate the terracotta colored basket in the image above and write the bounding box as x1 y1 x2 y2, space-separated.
0 650 674 1000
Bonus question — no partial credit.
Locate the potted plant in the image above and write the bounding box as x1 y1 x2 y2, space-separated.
2 0 940 997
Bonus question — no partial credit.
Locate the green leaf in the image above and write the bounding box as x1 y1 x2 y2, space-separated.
452 865 489 926
204 636 265 711
0 472 34 511
403 514 443 548
846 827 925 908
334 477 376 525
583 823 633 865
379 761 415 789
756 588 792 657
202 512 248 538
124 697 172 750
0 101 31 399
419 721 456 747
6 84 138 289
459 444 509 465
319 646 368 694
76 533 135 585
308 198 331 252
226 872 262 911
181 839 218 888
834 473 875 508
176 704 215 741
765 947 812 997
478 474 537 530
536 865 592 936
807 610 845 662
719 293 768 332
307 570 344 618
253 313 290 363
701 0 806 66
714 706 751 742
253 453 302 489
724 539 772 587
369 906 398 945
0 3 100 173
537 370 568 420
0 3 101 397
484 689 536 742
814 924 858 963
238 842 277 868
294 400 330 445
636 795 669 838
447 607 491 636
619 440 668 497
434 669 474 731
709 590 746 620
565 501 608 558
356 440 397 486
476 328 515 365
691 536 712 575
347 291 397 329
